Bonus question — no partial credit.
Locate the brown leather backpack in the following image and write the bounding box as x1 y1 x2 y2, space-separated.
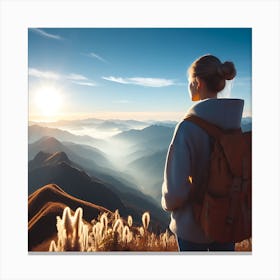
185 114 252 243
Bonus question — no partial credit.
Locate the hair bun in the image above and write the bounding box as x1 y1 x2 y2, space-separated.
220 61 236 80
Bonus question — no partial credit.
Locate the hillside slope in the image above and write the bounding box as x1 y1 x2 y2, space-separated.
28 184 111 251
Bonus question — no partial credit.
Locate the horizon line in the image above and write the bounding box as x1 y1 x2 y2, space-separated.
29 110 252 123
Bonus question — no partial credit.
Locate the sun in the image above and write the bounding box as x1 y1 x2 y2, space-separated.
34 86 63 118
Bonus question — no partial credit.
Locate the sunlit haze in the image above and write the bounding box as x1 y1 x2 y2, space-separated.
33 85 63 118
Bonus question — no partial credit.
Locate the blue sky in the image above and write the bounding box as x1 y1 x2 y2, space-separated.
28 28 252 121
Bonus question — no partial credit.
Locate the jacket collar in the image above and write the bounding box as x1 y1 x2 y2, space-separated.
186 98 244 130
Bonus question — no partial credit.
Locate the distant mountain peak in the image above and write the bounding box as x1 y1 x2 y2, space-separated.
42 136 62 144
29 151 72 170
143 124 166 131
33 136 64 147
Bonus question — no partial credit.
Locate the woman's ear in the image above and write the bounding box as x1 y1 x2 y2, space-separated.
191 78 201 101
196 77 204 90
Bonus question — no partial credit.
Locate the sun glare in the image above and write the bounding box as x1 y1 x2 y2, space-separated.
34 86 63 118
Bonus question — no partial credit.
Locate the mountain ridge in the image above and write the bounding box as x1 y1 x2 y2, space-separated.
28 184 111 251
29 124 106 148
29 150 169 230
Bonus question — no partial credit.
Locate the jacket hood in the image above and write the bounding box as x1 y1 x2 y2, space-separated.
186 98 244 130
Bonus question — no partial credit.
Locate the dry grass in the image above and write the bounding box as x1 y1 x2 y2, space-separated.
49 207 177 251
49 207 251 252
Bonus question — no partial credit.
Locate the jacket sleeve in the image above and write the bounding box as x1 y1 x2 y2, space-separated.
161 122 192 211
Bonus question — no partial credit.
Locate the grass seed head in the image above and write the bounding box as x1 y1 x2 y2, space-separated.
49 240 57 252
114 209 120 221
50 207 180 252
127 215 133 227
142 212 150 230
122 225 130 242
62 207 73 236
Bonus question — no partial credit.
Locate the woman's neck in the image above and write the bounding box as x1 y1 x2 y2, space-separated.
199 90 217 100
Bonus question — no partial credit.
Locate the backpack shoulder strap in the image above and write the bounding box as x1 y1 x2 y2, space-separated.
184 114 223 140
185 114 245 177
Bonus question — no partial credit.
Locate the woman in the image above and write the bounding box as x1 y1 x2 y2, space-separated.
161 54 244 251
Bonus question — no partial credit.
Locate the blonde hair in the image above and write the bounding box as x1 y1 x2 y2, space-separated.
188 54 236 93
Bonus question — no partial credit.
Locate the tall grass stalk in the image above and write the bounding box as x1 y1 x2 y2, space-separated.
49 206 251 252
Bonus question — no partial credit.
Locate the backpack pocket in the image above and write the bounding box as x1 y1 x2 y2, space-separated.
200 192 232 242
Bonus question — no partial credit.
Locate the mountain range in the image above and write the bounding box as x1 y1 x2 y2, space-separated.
28 116 252 251
28 136 149 195
109 117 252 200
29 117 252 202
29 136 112 170
125 149 168 200
28 149 169 232
29 151 128 214
28 118 171 135
29 124 107 149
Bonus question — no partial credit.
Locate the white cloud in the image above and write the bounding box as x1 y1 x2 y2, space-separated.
102 76 129 84
71 81 96 87
29 68 96 87
28 68 61 80
85 52 107 63
30 28 63 40
102 76 175 87
66 73 88 81
129 77 175 87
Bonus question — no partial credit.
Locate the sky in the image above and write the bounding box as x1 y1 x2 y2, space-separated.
28 28 252 122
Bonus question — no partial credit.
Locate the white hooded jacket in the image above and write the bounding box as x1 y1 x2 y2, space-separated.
161 98 244 243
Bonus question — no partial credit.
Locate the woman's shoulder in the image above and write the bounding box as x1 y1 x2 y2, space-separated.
173 118 206 139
